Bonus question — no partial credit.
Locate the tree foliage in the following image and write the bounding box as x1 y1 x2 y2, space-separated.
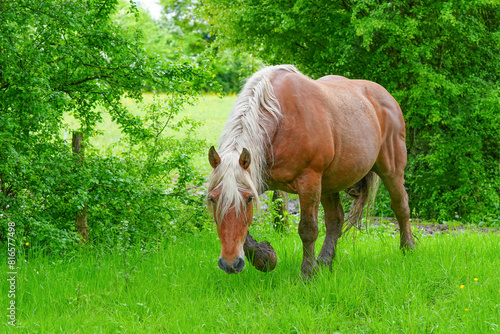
115 0 262 93
0 0 211 251
113 0 207 62
203 0 500 222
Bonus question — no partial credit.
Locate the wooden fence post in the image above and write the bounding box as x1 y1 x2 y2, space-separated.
272 190 289 232
72 132 89 244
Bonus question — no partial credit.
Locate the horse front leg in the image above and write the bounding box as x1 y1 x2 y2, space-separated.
317 192 344 269
297 174 322 278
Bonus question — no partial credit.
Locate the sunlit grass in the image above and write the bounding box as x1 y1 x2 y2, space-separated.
63 93 237 174
4 229 499 333
40 93 500 333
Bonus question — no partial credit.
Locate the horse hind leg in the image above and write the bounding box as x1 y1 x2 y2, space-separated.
381 173 415 250
374 140 416 250
317 192 344 270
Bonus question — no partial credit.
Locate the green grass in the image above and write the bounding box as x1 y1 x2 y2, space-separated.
4 229 499 333
40 94 498 332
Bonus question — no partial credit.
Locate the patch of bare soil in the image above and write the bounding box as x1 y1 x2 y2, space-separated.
360 217 499 235
263 195 499 236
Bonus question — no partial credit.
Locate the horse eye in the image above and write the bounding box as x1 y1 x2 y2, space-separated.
209 197 216 204
246 196 254 205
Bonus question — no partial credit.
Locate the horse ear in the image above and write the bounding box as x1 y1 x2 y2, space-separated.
239 148 251 170
209 146 221 169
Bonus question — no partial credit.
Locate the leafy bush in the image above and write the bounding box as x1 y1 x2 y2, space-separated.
0 96 211 255
0 0 212 254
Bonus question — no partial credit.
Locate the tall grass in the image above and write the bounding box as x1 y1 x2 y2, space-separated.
3 228 499 333
20 94 496 332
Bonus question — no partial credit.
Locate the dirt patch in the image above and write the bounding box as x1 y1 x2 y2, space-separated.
261 194 499 236
359 217 499 235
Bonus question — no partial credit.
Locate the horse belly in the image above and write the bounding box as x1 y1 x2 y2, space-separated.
321 97 381 192
321 139 379 193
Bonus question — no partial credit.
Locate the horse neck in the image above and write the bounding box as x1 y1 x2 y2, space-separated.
217 65 300 193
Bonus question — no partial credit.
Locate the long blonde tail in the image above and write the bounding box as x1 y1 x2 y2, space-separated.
344 171 380 231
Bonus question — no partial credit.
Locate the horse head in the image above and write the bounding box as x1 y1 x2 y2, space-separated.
207 146 256 274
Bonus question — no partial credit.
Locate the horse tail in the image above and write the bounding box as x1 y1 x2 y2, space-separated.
344 171 380 231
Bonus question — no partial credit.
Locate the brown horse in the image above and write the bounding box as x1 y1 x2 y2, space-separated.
207 65 415 276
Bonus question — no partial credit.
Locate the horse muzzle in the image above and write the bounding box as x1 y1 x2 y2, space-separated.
218 256 245 274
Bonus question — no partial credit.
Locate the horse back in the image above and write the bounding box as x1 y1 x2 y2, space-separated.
318 75 406 141
266 70 404 193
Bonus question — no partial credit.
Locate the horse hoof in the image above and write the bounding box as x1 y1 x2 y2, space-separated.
245 241 277 272
400 241 416 254
316 257 333 271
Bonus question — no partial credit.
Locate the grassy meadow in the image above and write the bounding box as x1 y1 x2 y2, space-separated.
5 94 499 333
63 93 237 174
3 227 500 333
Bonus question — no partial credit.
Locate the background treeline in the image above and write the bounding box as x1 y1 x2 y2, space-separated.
204 0 500 223
1 0 499 254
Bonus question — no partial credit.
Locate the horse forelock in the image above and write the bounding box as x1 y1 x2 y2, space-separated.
207 153 259 224
207 65 301 223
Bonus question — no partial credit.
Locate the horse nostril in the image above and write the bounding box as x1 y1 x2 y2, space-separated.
218 258 227 271
218 257 245 274
234 257 245 272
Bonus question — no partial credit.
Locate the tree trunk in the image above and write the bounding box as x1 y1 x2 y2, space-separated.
72 132 89 244
272 190 289 232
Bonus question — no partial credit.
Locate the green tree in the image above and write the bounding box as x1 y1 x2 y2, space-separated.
202 0 500 222
160 0 265 92
160 0 209 57
0 0 210 251
113 0 206 61
121 0 262 93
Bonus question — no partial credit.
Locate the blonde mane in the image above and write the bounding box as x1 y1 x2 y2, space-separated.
207 65 300 222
